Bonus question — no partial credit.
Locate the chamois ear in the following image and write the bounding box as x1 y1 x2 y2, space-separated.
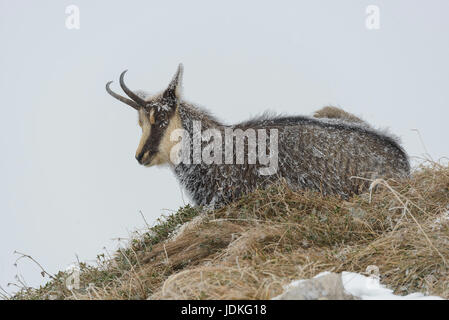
163 63 183 101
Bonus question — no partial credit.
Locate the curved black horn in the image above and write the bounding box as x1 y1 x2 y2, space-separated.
119 70 147 106
105 81 140 110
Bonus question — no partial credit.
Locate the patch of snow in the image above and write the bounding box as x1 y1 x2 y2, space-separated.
341 272 443 300
431 210 449 231
275 272 444 300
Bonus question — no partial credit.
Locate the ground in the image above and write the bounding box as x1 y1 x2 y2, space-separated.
8 160 449 300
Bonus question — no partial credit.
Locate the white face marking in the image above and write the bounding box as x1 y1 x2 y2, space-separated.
151 111 181 166
149 108 155 125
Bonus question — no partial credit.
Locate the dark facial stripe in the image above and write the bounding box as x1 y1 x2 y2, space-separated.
138 110 177 161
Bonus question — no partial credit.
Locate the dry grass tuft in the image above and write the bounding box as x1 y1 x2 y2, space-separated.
11 160 449 300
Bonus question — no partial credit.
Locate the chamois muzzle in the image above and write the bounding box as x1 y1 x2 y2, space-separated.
135 152 145 164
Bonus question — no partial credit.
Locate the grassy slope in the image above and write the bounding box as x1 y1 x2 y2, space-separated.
11 161 449 300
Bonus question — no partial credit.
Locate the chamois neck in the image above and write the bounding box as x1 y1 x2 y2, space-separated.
178 101 223 131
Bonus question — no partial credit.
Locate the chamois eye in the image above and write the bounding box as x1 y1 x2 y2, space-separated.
152 112 164 123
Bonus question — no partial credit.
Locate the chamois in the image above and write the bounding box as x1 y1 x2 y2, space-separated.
106 64 410 206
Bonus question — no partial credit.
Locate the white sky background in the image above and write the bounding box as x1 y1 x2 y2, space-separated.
1 0 448 295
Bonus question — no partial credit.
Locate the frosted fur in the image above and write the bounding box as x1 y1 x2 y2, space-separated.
172 103 410 207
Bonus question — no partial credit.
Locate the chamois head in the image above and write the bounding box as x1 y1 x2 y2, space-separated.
106 64 183 166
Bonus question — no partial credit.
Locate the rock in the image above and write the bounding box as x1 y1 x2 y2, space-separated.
274 272 357 300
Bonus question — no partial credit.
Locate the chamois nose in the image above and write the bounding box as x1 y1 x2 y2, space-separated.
135 153 144 164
